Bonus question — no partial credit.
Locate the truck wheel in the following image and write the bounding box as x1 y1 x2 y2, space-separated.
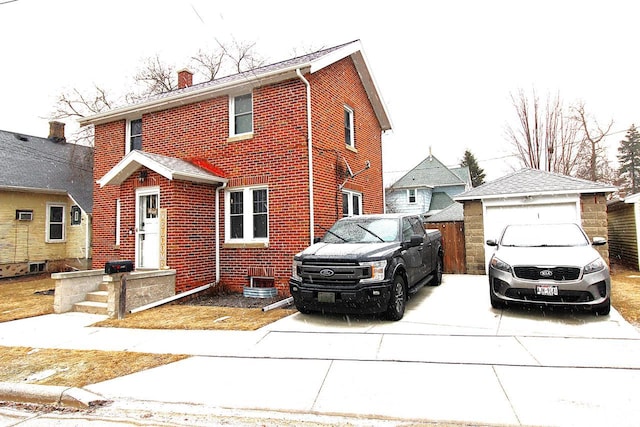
295 304 312 314
386 275 406 321
431 257 443 286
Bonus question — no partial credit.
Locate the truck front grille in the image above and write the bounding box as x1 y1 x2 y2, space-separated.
298 261 370 285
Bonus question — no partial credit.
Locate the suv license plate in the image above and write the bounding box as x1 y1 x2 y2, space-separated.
536 285 558 296
318 292 335 303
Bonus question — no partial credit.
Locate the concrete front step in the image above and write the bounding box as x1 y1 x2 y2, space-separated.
85 290 108 303
74 301 108 315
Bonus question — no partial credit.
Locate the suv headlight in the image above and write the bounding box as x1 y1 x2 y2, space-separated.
584 258 605 274
291 259 302 281
490 256 512 273
360 260 387 283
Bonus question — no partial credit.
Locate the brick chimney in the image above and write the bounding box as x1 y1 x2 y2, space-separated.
48 121 66 143
178 69 193 89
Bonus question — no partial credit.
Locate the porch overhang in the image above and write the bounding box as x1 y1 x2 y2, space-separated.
97 150 227 187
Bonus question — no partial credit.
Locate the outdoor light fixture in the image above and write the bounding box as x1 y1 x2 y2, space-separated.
138 170 147 183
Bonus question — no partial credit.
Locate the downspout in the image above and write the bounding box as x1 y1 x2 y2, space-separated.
296 68 314 244
216 181 227 284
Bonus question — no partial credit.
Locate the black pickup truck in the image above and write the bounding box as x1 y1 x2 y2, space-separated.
290 213 443 320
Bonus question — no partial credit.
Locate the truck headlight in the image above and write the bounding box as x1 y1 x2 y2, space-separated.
360 260 387 283
584 258 605 274
490 256 512 273
291 259 302 281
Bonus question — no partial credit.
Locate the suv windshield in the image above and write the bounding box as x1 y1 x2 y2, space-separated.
323 218 399 243
500 223 590 247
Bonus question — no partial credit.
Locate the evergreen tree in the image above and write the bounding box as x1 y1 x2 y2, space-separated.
617 124 640 195
460 150 486 187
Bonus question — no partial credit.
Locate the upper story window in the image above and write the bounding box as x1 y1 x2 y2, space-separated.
230 93 253 136
344 106 354 148
407 189 417 204
46 203 65 242
126 118 142 153
342 189 362 217
225 186 268 243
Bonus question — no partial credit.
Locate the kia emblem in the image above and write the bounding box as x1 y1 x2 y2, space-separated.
319 269 335 277
539 269 553 277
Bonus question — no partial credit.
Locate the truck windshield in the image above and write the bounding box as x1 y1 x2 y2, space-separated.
323 218 399 243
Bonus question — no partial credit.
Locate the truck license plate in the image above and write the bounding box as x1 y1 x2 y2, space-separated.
318 292 335 303
536 285 558 296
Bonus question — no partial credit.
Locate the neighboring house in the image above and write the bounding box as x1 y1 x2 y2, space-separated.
607 193 640 270
386 153 471 218
0 122 94 278
79 40 391 295
454 168 616 274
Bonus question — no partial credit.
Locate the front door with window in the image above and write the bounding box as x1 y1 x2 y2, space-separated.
136 188 160 269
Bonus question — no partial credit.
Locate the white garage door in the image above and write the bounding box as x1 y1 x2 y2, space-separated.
483 200 580 269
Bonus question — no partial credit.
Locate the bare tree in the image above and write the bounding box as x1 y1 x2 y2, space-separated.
133 54 177 96
505 89 582 174
217 39 265 73
571 102 614 182
50 85 116 146
191 47 225 82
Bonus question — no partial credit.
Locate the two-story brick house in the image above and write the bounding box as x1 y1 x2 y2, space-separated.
80 40 391 295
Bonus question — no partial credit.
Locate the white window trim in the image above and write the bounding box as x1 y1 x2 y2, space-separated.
344 105 355 148
224 186 269 243
342 189 362 217
229 92 254 138
407 189 417 204
46 203 66 243
125 118 142 154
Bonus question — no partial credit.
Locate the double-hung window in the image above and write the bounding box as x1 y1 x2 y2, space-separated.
342 189 362 217
230 93 253 136
46 203 65 242
344 106 354 148
126 118 142 153
226 187 268 243
407 189 417 204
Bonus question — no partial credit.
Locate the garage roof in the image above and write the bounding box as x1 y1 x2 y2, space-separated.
455 168 617 201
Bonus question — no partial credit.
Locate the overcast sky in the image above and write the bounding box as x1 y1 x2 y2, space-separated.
1 0 638 184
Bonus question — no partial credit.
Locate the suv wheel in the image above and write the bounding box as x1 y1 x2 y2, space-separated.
386 275 406 321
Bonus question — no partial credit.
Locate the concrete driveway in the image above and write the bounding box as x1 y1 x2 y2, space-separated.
2 274 640 426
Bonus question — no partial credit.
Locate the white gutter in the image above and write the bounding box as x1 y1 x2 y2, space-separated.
296 68 315 244
216 181 227 283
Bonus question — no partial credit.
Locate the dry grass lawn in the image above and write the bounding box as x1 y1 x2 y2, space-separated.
0 275 54 323
0 346 186 387
94 304 296 330
610 263 640 328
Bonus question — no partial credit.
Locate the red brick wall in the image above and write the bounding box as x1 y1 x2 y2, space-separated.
92 56 384 295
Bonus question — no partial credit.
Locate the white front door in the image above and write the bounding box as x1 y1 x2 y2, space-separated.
136 187 160 269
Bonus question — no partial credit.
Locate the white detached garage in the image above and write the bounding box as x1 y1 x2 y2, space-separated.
455 169 616 275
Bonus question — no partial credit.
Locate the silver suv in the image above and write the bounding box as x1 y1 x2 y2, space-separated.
487 223 610 315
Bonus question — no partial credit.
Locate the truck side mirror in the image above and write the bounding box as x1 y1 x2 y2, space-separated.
408 235 423 247
313 237 322 244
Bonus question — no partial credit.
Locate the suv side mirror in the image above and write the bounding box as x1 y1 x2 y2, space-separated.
592 237 607 246
486 239 498 247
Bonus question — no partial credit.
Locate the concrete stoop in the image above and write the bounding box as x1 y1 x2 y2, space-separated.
73 282 108 315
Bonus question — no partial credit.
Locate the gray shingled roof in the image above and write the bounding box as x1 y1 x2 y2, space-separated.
0 129 94 213
426 202 464 222
391 155 466 189
455 168 617 201
98 150 227 187
428 192 455 211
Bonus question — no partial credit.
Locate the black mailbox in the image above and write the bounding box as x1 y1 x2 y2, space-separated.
105 260 134 274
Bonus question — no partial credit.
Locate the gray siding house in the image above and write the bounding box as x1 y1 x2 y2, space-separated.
386 154 471 218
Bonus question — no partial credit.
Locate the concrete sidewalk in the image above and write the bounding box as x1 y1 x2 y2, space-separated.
1 274 640 426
